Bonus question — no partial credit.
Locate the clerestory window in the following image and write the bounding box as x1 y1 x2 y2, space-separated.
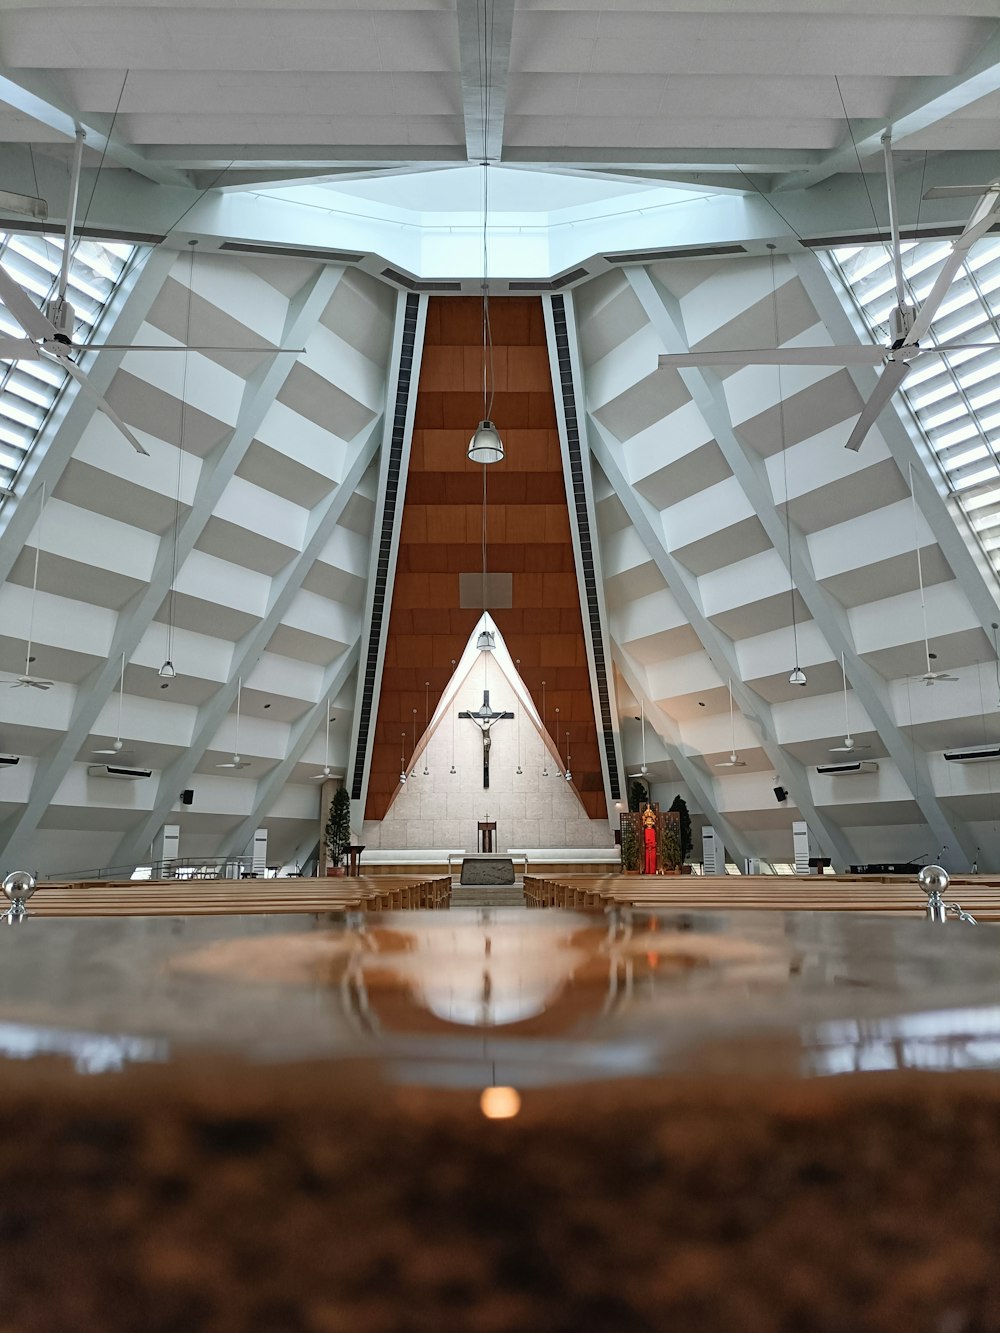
0 230 136 493
833 236 1000 573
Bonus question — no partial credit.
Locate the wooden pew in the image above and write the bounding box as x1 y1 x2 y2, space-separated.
522 873 1000 921
27 874 452 917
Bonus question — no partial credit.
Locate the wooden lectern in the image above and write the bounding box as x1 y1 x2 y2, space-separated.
346 844 365 877
477 822 497 853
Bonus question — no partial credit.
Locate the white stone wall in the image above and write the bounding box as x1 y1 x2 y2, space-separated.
362 668 613 853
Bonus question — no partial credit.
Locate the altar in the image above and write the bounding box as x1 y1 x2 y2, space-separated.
460 854 516 885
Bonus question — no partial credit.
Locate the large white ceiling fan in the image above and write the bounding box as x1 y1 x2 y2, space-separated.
0 131 303 457
657 133 1000 454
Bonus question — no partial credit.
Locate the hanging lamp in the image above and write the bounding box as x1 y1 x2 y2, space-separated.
309 703 335 780
216 676 250 769
910 464 958 684
93 652 128 754
161 240 197 681
715 680 747 767
467 90 502 464
830 653 871 753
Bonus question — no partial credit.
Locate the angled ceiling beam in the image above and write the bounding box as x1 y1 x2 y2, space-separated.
611 643 755 866
0 246 176 578
456 0 516 162
0 70 192 188
778 25 1000 192
0 262 347 868
503 148 821 171
588 416 857 870
108 418 381 870
217 640 361 863
628 264 979 872
147 145 466 167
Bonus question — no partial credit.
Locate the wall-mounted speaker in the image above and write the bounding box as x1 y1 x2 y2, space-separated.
773 785 788 803
180 789 194 806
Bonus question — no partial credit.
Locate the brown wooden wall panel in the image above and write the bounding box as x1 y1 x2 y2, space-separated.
365 296 607 822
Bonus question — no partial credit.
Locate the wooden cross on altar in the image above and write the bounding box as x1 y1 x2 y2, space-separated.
459 690 514 789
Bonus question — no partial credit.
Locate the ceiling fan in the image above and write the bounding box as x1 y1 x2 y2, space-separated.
829 652 872 752
0 131 303 457
908 465 959 685
92 652 138 756
309 706 335 781
216 676 251 769
7 481 53 690
715 679 747 768
657 132 1000 453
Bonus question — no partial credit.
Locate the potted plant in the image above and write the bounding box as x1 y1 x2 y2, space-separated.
669 794 693 874
324 786 351 877
620 817 641 874
658 812 682 874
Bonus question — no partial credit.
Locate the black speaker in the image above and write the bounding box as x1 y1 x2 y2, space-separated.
773 785 788 803
180 789 194 806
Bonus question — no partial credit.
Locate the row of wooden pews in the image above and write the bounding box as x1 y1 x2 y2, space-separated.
523 873 1000 921
28 874 452 917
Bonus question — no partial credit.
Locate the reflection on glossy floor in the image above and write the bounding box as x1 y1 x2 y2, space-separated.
1 907 999 1087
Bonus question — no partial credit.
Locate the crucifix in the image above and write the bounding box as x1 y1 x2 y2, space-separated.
459 690 514 789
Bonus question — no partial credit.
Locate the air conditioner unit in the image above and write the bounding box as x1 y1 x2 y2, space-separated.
943 745 1000 765
0 755 19 767
815 761 879 776
87 765 152 781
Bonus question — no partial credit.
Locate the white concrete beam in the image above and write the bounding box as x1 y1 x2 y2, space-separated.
456 0 516 162
626 264 979 872
0 262 347 868
778 27 1000 192
590 417 857 870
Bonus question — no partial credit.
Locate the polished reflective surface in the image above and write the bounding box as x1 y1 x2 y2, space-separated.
0 907 998 1087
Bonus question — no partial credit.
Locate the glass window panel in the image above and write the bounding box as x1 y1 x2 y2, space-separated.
833 234 1000 577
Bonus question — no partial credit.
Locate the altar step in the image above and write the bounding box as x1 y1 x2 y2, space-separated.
450 884 525 909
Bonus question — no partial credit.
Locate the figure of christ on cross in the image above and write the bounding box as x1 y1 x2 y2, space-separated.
459 690 515 789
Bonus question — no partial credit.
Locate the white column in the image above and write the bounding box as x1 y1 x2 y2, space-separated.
252 828 268 877
153 823 180 876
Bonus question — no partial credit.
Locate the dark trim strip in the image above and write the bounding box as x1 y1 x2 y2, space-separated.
549 294 622 802
350 291 421 801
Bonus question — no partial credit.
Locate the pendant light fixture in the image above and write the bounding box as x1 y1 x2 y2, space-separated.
515 659 522 775
422 681 430 776
467 58 502 467
541 680 549 777
909 463 958 685
410 706 418 778
769 245 806 688
830 652 872 753
639 697 648 775
715 679 747 767
216 675 250 769
564 729 572 782
399 732 407 785
450 659 457 774
309 703 335 781
9 482 53 690
93 652 128 754
160 240 197 682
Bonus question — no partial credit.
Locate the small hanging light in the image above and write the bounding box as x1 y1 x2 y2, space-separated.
564 729 572 782
158 659 176 679
399 732 407 785
468 420 504 465
476 629 496 652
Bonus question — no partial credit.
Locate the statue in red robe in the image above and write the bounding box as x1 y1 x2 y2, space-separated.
641 805 657 875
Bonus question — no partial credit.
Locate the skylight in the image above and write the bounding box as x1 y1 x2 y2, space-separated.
0 231 136 493
833 236 1000 570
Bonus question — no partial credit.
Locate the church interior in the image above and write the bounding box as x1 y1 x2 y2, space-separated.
3 0 1000 1327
